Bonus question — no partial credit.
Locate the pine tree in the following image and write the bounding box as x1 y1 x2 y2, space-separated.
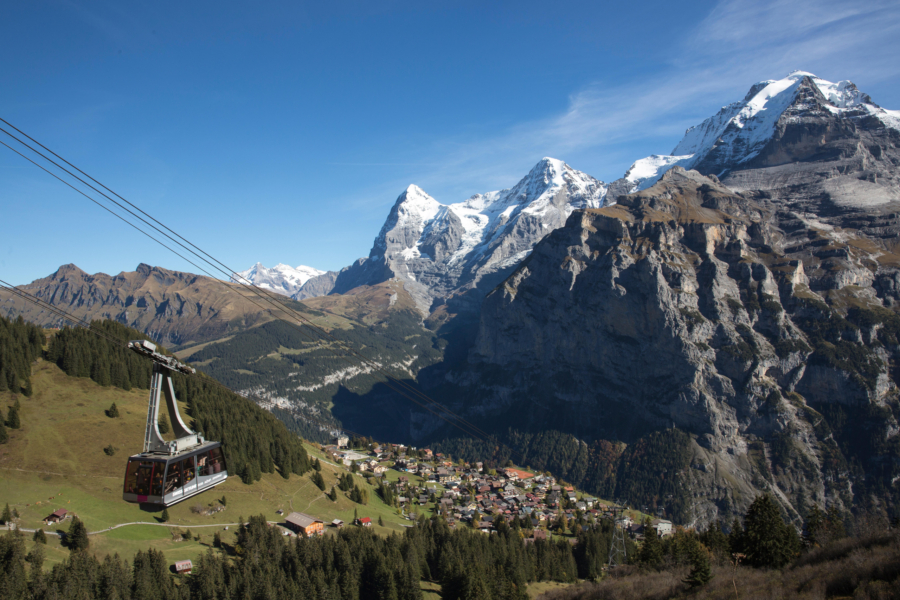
107 402 120 418
33 529 47 544
0 419 7 444
158 412 170 434
742 494 797 568
1 503 12 524
328 487 338 501
378 515 384 527
728 517 744 555
6 405 20 429
67 516 89 551
804 505 826 548
638 522 663 568
161 508 170 523
683 542 713 588
313 458 321 472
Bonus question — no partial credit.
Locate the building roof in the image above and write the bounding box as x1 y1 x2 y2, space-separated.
360 517 372 524
285 512 322 529
175 560 193 570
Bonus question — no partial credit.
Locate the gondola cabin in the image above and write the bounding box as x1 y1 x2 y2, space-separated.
123 442 228 506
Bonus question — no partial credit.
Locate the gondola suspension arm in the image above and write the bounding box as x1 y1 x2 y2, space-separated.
129 340 205 454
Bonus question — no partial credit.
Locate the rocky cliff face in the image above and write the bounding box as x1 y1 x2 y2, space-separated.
308 158 608 314
461 167 900 526
0 263 278 346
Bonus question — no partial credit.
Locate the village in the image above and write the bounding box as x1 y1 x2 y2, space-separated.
278 437 675 542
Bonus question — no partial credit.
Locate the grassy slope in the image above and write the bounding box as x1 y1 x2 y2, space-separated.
0 359 423 569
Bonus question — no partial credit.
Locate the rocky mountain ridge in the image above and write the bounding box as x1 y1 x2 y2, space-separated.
450 166 900 525
609 71 900 204
0 263 285 346
297 157 608 314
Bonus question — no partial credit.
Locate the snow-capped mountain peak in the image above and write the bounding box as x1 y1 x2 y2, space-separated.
612 71 900 198
328 157 608 313
232 262 325 297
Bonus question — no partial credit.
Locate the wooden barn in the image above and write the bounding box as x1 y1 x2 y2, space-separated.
285 512 324 537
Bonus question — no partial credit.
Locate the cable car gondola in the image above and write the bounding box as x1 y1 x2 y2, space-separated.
122 340 228 507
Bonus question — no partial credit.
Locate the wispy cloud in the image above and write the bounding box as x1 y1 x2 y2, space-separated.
397 0 900 199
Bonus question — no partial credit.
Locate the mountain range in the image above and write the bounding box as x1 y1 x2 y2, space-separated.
5 70 900 526
232 263 325 297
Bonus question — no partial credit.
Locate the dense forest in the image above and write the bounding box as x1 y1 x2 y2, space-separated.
0 315 44 397
17 317 311 484
433 429 693 523
0 512 628 600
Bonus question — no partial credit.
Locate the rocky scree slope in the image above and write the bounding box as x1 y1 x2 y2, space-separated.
460 167 900 526
297 158 608 314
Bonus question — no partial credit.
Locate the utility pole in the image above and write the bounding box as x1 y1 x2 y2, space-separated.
608 501 628 569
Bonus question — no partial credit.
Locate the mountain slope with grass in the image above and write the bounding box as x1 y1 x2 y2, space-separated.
0 317 443 573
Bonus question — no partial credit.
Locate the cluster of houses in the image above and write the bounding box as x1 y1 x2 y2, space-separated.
323 440 675 539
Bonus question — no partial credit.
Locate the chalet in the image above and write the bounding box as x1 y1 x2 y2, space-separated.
174 560 193 574
358 517 372 527
651 519 674 537
422 449 433 459
331 519 344 529
475 462 483 472
398 476 409 485
436 468 451 483
285 512 325 537
616 515 634 529
43 509 68 524
371 465 388 475
333 436 349 448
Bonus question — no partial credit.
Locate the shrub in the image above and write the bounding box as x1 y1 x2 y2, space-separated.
103 445 117 456
106 402 120 418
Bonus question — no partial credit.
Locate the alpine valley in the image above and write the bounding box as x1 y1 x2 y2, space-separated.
5 71 900 527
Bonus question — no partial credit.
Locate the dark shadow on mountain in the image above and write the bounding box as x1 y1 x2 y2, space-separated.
330 382 419 443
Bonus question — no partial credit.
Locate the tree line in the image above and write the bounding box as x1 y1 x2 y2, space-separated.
0 492 858 599
0 315 44 397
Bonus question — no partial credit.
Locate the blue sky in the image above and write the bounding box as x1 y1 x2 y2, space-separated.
2 0 899 284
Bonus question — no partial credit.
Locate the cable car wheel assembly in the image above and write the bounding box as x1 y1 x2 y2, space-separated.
122 340 228 507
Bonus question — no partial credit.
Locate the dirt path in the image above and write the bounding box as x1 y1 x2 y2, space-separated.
6 521 281 536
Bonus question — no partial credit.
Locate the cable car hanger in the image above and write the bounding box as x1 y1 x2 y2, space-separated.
128 339 204 454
